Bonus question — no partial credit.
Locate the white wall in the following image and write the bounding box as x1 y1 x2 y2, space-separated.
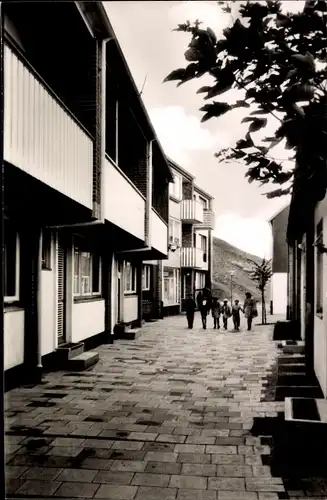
4 309 25 370
164 249 181 268
104 157 145 241
272 273 288 315
314 200 327 396
124 295 138 323
72 300 105 343
169 199 181 220
151 210 168 256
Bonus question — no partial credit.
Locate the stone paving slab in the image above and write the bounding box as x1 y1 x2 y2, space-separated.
5 313 289 498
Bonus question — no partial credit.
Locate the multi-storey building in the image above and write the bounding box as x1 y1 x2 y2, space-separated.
2 1 172 387
142 159 215 319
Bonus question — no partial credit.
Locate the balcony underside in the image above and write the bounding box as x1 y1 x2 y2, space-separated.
4 162 92 227
182 217 203 224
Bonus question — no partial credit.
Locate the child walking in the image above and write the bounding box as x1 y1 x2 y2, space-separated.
211 297 221 329
232 299 242 331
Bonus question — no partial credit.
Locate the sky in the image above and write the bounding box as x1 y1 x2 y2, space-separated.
104 1 303 258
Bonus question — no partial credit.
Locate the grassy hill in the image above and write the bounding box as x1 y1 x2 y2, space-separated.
211 237 271 303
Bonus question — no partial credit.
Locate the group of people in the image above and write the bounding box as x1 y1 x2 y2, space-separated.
185 288 257 332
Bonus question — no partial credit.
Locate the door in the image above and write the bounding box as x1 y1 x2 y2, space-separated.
57 236 66 344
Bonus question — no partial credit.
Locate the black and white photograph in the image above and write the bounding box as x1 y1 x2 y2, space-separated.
1 0 327 498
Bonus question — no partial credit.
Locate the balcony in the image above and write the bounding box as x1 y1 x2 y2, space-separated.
181 200 204 224
150 209 169 257
4 43 93 209
181 247 205 268
201 209 215 229
104 156 145 241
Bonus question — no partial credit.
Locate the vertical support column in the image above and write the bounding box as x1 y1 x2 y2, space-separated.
136 262 143 327
23 225 42 384
65 235 73 343
207 229 213 290
306 218 315 374
103 248 113 343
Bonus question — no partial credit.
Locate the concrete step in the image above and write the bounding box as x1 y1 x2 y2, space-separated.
278 355 305 365
285 397 327 424
121 328 139 340
66 351 99 371
56 342 84 361
282 341 305 355
278 373 318 386
279 363 306 373
275 385 323 401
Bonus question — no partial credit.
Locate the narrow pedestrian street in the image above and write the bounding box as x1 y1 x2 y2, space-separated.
5 314 288 500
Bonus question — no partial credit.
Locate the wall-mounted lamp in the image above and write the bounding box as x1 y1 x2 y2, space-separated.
298 243 304 251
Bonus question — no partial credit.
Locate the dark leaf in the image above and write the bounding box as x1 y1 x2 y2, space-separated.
163 68 187 83
276 13 291 28
249 118 268 132
185 47 201 62
200 101 231 122
197 86 212 94
264 187 292 198
236 134 254 149
292 52 315 70
234 100 251 108
206 26 217 44
250 109 269 116
241 117 255 123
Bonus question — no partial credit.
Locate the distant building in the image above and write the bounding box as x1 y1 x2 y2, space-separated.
142 159 215 318
269 204 290 316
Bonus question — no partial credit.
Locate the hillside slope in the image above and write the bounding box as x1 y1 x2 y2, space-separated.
211 237 271 303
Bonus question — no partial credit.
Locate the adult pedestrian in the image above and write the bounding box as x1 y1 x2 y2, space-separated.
232 299 242 331
221 299 232 330
185 294 196 329
211 297 221 329
197 288 210 329
243 292 257 331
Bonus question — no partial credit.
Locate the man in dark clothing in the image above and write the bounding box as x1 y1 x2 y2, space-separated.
197 288 211 329
185 295 196 329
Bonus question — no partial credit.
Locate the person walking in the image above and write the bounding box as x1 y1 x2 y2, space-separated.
185 295 196 329
232 299 242 330
211 297 221 329
197 288 210 329
221 299 232 330
243 292 257 331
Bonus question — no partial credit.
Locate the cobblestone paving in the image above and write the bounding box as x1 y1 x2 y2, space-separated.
5 313 293 499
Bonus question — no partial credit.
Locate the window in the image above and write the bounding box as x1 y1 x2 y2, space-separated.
193 232 196 248
199 196 208 210
170 173 182 200
200 234 207 262
142 265 151 290
4 219 20 303
316 220 323 317
163 268 180 305
42 229 52 270
124 261 137 293
169 218 181 246
73 239 101 297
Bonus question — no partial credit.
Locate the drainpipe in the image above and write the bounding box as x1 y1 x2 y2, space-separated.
99 37 110 223
37 229 43 373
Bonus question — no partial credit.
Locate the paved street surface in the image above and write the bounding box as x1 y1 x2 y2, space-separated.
5 313 290 499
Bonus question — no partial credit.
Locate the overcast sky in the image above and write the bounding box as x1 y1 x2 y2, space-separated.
105 1 302 257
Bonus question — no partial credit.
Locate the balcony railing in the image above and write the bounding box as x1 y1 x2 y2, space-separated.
202 209 215 229
4 43 93 209
181 199 204 224
181 247 204 268
104 156 145 241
